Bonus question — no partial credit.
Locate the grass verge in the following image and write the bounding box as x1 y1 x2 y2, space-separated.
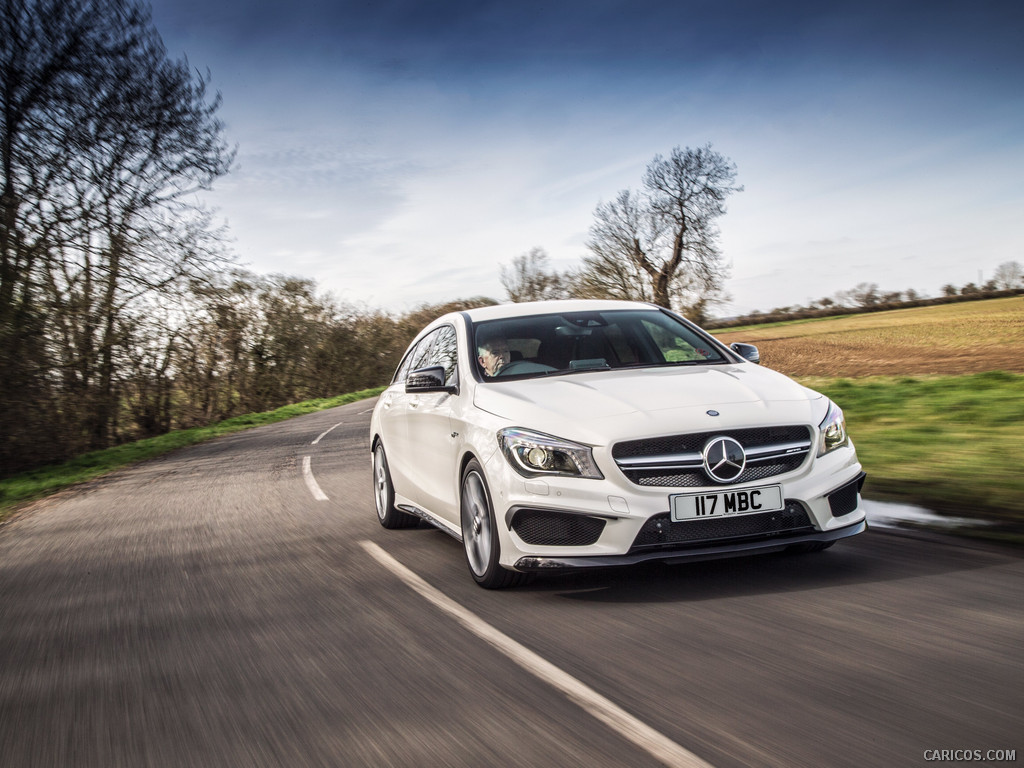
0 386 385 523
801 372 1024 528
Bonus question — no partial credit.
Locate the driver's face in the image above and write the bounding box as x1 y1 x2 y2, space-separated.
479 342 510 376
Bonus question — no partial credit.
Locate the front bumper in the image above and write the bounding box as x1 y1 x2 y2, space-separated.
513 517 867 571
484 444 867 571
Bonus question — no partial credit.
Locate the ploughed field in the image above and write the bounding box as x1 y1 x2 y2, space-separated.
713 297 1024 377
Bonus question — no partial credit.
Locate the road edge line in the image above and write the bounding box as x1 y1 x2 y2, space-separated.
359 540 714 768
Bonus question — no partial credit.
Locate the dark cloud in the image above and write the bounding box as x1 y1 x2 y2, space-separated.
152 0 1024 81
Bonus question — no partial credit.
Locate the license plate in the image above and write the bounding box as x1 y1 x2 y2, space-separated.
671 485 783 521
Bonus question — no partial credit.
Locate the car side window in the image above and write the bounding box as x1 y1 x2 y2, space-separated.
393 329 440 384
393 353 413 385
428 325 459 387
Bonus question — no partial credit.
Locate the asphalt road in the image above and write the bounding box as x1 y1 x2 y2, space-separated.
1 398 1021 768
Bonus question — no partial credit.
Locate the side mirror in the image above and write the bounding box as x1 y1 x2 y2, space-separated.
730 342 760 364
406 365 457 394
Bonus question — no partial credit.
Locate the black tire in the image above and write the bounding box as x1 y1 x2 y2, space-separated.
373 442 417 529
460 459 526 589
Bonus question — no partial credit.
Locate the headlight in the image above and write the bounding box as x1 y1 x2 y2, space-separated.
817 400 849 456
498 428 604 479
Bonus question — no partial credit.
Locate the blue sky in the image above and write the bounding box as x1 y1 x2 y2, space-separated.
148 0 1024 316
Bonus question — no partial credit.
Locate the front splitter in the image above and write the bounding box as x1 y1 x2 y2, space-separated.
513 519 867 571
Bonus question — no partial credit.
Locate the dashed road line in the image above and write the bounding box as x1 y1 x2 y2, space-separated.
359 540 715 768
312 421 344 445
302 455 329 501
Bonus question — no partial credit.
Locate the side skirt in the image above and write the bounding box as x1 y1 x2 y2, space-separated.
396 504 463 542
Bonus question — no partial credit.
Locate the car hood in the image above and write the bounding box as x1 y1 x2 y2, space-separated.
473 364 826 445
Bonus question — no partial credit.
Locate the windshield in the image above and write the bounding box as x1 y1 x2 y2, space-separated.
472 309 727 381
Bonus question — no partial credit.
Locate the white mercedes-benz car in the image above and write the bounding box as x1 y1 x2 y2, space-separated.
370 300 866 588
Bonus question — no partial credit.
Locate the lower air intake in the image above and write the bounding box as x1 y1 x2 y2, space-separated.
511 510 606 546
631 503 813 550
827 476 863 517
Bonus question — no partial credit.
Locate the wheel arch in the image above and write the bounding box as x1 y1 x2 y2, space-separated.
458 449 483 486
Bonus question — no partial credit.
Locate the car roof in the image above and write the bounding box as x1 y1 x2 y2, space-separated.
458 299 660 324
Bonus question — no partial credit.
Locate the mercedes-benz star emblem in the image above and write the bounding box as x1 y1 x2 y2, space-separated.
703 436 746 483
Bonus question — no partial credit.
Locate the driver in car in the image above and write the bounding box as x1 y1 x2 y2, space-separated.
477 336 511 377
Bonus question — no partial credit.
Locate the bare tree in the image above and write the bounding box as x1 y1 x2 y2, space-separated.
569 251 653 303
73 8 231 445
500 247 570 302
0 0 232 471
850 282 881 307
0 0 122 468
572 190 655 303
578 145 741 314
175 270 262 425
992 261 1024 290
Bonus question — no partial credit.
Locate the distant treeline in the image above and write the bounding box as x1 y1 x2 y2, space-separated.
0 265 494 477
704 287 1024 330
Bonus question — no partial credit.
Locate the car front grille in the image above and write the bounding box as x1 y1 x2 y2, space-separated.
612 425 812 487
511 509 606 546
630 503 814 550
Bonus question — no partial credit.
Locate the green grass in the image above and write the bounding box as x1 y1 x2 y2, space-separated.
801 372 1024 525
0 386 385 521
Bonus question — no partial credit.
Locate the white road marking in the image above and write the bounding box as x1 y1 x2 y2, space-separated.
358 407 374 415
359 541 715 768
302 456 329 501
312 421 344 445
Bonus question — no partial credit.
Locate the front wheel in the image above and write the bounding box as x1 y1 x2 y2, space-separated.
460 459 525 589
373 443 417 529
